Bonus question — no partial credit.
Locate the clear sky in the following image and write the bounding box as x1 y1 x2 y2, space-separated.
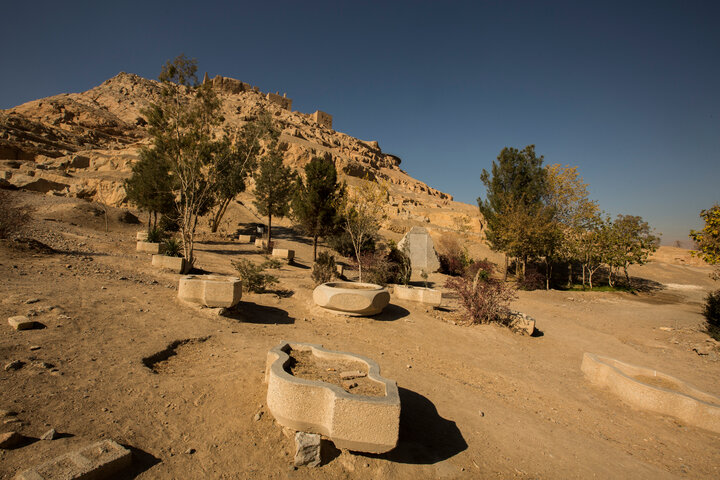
2 0 718 245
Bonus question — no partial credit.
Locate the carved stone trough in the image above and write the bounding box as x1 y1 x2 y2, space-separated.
177 275 242 308
265 341 400 453
152 254 189 274
392 284 442 307
136 241 162 254
313 282 390 316
581 352 720 433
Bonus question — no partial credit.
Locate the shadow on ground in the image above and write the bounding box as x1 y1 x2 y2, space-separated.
120 445 161 479
222 302 295 324
374 304 410 321
371 387 467 464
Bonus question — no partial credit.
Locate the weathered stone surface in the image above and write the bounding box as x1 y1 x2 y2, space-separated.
136 241 161 254
272 248 295 263
294 432 321 467
313 282 390 316
392 285 442 307
136 231 148 241
40 428 58 440
8 315 35 330
4 360 25 371
266 341 400 454
14 439 131 479
0 431 22 449
237 234 254 243
508 311 535 336
151 254 189 274
581 353 720 434
254 238 274 250
178 275 242 308
397 227 440 274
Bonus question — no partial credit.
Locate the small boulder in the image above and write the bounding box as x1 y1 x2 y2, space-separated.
0 431 23 449
294 432 321 467
508 311 536 336
41 428 58 440
4 360 25 371
8 316 36 330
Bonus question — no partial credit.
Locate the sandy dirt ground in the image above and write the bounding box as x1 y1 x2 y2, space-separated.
1 191 719 479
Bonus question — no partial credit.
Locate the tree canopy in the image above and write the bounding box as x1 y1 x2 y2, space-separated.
253 150 297 249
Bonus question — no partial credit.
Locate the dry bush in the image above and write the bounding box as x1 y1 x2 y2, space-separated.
231 258 279 293
0 191 34 239
445 262 517 325
312 251 337 286
437 234 472 276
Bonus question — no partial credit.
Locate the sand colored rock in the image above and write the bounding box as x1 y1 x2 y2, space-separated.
265 341 400 453
255 239 274 250
272 248 294 263
392 285 442 306
14 439 131 479
237 234 254 243
581 353 720 433
136 231 148 241
8 316 35 330
294 432 321 467
508 311 536 336
151 254 189 274
313 282 390 316
177 275 242 308
136 241 161 254
397 226 440 274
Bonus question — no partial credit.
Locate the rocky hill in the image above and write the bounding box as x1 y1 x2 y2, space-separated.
0 72 481 235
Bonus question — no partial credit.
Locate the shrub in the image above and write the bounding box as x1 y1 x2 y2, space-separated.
359 246 412 286
386 245 412 285
0 191 33 239
147 226 165 243
445 267 516 325
159 214 180 232
163 238 183 257
359 251 392 285
704 290 720 340
518 266 545 291
231 258 279 293
312 251 337 286
437 235 472 276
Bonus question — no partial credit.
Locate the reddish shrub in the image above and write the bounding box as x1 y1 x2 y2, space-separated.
446 269 516 325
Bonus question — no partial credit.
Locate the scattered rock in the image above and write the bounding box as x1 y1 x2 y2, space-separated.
342 380 358 389
8 315 37 330
294 432 321 467
508 311 536 336
659 327 674 332
692 344 712 356
29 345 41 351
41 428 59 440
254 411 263 421
0 431 23 449
4 360 25 371
185 448 196 455
25 298 40 304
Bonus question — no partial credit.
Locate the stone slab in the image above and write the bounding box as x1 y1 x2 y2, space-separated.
8 316 36 330
397 226 440 274
255 239 274 250
581 352 720 433
14 439 131 479
313 282 390 316
272 248 295 263
265 341 400 454
151 254 189 274
238 234 254 243
136 231 148 241
178 275 242 308
392 285 442 306
136 241 161 254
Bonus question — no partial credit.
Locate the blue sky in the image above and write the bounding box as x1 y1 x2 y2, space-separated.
2 1 718 244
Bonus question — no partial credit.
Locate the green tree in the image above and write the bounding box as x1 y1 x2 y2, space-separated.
208 112 279 232
124 148 175 230
253 150 297 250
292 157 345 261
604 215 660 286
478 145 550 279
142 54 227 265
690 204 720 280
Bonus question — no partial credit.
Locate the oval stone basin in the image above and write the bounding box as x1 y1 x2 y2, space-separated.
313 282 390 316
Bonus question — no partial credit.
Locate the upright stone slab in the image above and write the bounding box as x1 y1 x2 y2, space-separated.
397 227 440 274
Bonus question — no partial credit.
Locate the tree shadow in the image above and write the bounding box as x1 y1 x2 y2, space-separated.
289 260 310 270
368 387 467 464
115 445 161 479
268 289 295 299
374 304 410 321
269 226 313 247
630 276 665 293
221 302 295 324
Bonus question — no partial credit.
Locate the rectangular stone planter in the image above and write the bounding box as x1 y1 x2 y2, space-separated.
178 274 242 308
272 248 295 263
393 284 442 307
265 341 400 454
136 231 148 241
152 254 189 274
238 234 254 243
136 241 162 254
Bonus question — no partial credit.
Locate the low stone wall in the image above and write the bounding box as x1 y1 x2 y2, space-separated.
178 275 242 308
136 241 161 254
272 248 294 263
313 282 390 316
15 439 131 479
151 254 189 274
392 285 442 306
265 341 400 453
581 352 720 433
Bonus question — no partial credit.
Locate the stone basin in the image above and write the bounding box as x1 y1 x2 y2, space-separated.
392 284 442 307
177 274 242 308
581 352 720 433
265 341 400 453
313 282 390 316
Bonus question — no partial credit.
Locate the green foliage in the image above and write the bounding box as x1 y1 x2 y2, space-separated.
292 157 345 260
124 148 175 226
604 214 660 286
0 191 33 239
162 238 183 257
253 151 297 246
690 205 720 280
231 258 279 293
703 290 720 340
311 251 337 286
386 245 412 285
328 230 375 258
146 226 165 243
359 246 412 286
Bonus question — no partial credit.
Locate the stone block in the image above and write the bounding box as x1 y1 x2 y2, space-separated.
272 248 294 263
392 285 442 307
136 241 161 254
8 316 36 330
14 439 131 479
397 226 440 274
238 234 254 243
255 239 274 250
508 311 535 336
136 231 148 241
294 432 321 467
336 264 344 277
178 275 242 308
151 254 189 274
581 352 720 433
313 282 390 316
266 341 400 454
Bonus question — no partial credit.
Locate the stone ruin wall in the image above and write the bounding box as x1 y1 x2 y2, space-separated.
311 110 333 129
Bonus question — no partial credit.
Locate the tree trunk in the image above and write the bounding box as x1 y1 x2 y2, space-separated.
545 260 551 290
504 255 509 282
608 268 614 287
589 269 594 290
210 198 231 233
623 265 630 286
313 235 318 262
582 264 586 289
147 213 151 232
567 263 573 288
267 213 273 253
